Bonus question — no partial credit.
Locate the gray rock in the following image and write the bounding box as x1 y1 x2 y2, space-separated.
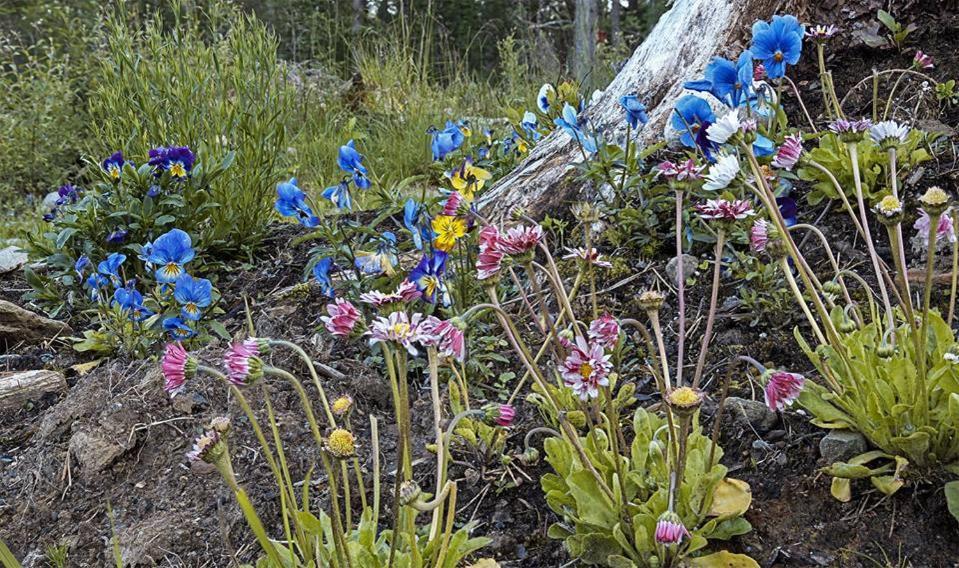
0 246 28 274
0 300 72 347
665 254 698 286
724 396 777 433
819 429 867 463
171 392 208 414
69 428 130 479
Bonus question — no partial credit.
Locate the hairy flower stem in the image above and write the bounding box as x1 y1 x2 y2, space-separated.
523 262 565 357
259 385 303 555
674 189 687 387
888 148 911 305
216 456 288 568
779 257 827 345
692 229 725 389
370 415 381 522
949 208 959 327
269 339 337 427
886 226 920 355
848 144 896 342
707 358 737 473
319 451 355 568
427 348 446 541
585 225 599 319
646 310 672 390
344 416 368 512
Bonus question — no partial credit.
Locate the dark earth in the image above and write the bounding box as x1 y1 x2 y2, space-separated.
4 1 959 567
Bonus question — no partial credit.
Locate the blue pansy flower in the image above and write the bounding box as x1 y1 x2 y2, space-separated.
429 121 465 161
619 95 649 129
85 273 110 300
777 196 798 227
684 52 754 108
753 133 775 157
112 286 154 322
521 111 541 141
147 229 195 283
403 198 433 251
322 181 352 211
275 178 320 228
75 255 90 278
106 229 128 244
554 103 598 154
337 140 371 189
750 15 804 79
148 146 195 179
355 232 398 276
312 256 335 298
147 184 161 198
537 83 554 113
55 184 79 206
97 253 127 287
173 274 213 321
102 151 126 181
408 251 448 304
163 317 197 340
672 95 716 148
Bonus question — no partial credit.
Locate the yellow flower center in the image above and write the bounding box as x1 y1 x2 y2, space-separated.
332 397 352 415
774 51 784 62
327 429 356 458
390 322 411 337
668 386 702 407
169 162 187 178
579 362 593 379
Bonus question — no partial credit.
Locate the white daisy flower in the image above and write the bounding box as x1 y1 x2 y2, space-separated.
706 111 742 145
869 120 909 148
702 153 740 191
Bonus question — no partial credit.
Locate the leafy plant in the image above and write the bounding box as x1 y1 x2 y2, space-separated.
862 10 917 51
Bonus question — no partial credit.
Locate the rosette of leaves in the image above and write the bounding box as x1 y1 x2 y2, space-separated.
796 130 932 206
795 308 959 517
540 407 754 567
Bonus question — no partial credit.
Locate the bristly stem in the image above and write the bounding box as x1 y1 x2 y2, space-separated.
692 228 725 389
674 188 687 387
919 212 940 424
949 208 959 327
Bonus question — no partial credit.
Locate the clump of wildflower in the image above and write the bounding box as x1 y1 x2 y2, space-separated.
562 246 612 268
771 133 803 170
321 298 363 337
874 195 904 225
588 313 620 349
367 311 424 356
750 219 770 252
161 342 197 396
655 511 690 545
702 154 740 191
696 199 755 221
325 428 356 459
483 403 516 427
561 337 613 400
763 370 805 411
666 386 704 415
224 339 265 386
913 50 934 70
828 118 872 142
919 186 951 215
331 395 354 417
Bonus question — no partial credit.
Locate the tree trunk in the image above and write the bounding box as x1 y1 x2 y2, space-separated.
479 0 805 222
571 0 598 84
610 0 621 46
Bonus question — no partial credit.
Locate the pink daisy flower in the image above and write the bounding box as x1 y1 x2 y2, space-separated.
224 339 264 386
654 512 690 545
321 298 363 337
562 246 612 268
771 133 803 170
161 342 196 396
500 224 544 256
588 313 620 349
561 336 612 400
750 219 769 252
366 311 424 356
763 370 805 411
420 316 466 362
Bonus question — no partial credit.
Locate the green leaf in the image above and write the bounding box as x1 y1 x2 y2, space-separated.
945 481 959 524
687 551 760 568
56 227 78 249
207 320 232 341
877 10 898 32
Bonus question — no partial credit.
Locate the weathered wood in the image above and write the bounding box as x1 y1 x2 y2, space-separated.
479 0 803 222
0 299 72 347
0 369 67 409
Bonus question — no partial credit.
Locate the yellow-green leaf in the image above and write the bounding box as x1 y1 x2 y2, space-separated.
707 478 751 518
687 550 760 568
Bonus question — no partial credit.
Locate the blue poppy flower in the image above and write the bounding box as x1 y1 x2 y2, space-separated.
322 181 352 211
337 140 371 189
355 232 398 276
619 95 649 129
106 229 128 244
521 111 541 141
671 95 716 148
75 255 90 277
97 253 127 287
102 151 126 181
429 121 465 161
163 317 197 340
275 178 320 228
147 229 195 283
408 251 449 304
684 52 754 108
403 198 433 250
554 103 598 154
173 274 213 321
750 15 804 79
312 257 335 298
148 146 195 178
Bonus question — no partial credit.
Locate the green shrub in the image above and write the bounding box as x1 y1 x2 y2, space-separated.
87 2 297 253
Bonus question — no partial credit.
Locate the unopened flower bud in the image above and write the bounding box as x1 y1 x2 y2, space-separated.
565 410 588 429
637 289 665 312
518 447 540 465
399 480 422 506
920 186 950 216
666 386 704 417
331 394 354 417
